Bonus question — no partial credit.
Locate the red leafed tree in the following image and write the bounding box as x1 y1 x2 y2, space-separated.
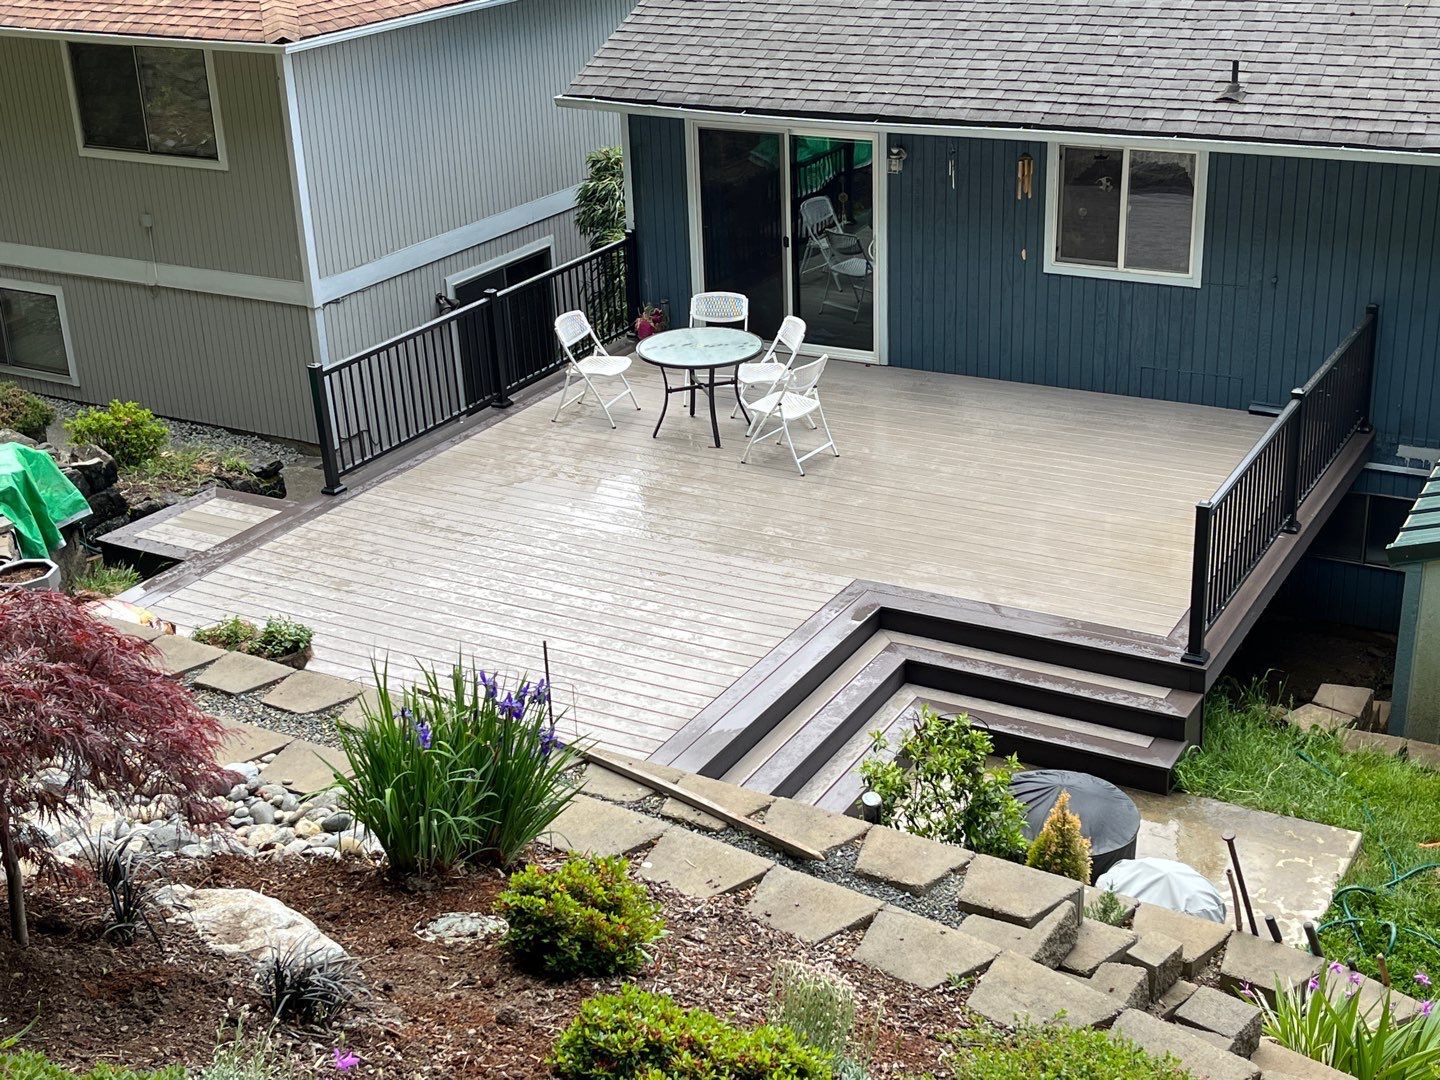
0 589 231 946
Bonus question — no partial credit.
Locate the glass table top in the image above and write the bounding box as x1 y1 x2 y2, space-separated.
635 327 764 369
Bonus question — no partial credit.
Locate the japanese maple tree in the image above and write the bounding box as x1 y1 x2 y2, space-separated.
0 589 231 945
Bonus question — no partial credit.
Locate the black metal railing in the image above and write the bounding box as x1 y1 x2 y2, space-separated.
1184 304 1378 662
309 233 638 493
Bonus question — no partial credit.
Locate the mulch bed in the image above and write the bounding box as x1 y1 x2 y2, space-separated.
5 852 972 1076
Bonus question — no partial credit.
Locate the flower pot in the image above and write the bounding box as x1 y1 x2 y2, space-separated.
0 558 60 591
267 644 312 670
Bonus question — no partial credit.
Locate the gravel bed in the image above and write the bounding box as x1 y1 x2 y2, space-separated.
189 684 345 748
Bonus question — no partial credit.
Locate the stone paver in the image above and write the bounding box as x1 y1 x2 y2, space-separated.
1133 902 1232 978
580 764 655 803
1373 699 1393 733
961 903 1078 966
1324 970 1423 1024
637 828 771 898
1157 978 1199 1018
660 774 772 831
195 651 294 694
1407 739 1440 770
967 950 1123 1029
337 689 381 725
1110 1010 1260 1080
260 739 351 794
746 866 882 944
1060 918 1138 977
1286 703 1353 733
150 634 224 675
1174 984 1263 1056
541 795 668 857
757 797 870 854
1340 728 1407 756
104 617 163 641
1250 1038 1351 1079
215 720 291 765
852 906 1000 989
261 671 362 714
1218 931 1323 1004
854 825 971 894
1314 683 1375 725
957 853 1083 928
1122 930 1183 997
1083 961 1150 1010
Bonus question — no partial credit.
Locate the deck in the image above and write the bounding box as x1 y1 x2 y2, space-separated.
139 362 1269 758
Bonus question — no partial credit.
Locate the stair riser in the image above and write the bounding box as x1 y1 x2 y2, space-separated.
984 728 1176 794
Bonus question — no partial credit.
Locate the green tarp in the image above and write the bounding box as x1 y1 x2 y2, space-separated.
0 442 91 559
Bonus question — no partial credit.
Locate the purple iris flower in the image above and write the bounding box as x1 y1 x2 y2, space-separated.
1417 971 1432 989
539 727 565 760
1308 975 1320 993
1423 1000 1435 1018
499 692 525 721
517 681 532 704
412 720 432 750
332 1048 360 1071
478 670 499 700
534 677 551 702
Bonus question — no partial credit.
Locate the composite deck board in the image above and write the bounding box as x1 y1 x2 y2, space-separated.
146 364 1267 758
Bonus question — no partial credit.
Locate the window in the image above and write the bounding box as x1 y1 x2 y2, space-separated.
67 42 222 164
1047 144 1205 286
1311 493 1411 569
0 283 76 382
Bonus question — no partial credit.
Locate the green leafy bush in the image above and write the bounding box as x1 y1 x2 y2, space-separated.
66 400 168 467
193 616 260 650
328 663 579 875
0 1051 183 1080
498 854 664 977
250 617 313 660
551 985 832 1079
944 1020 1190 1078
0 381 55 440
575 145 624 248
1249 964 1440 1079
860 706 1028 860
1026 789 1092 882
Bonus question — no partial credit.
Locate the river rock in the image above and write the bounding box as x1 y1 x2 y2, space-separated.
161 885 347 963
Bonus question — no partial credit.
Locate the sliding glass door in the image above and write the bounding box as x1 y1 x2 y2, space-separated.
696 128 785 333
788 135 875 353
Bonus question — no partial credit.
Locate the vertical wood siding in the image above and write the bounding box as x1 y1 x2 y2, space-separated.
292 0 630 279
628 115 692 317
0 38 303 281
0 266 316 441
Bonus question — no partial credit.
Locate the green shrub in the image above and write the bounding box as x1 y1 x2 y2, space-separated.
328 663 580 875
1085 888 1129 927
551 985 832 1079
0 1050 184 1080
1025 789 1092 882
250 617 313 659
944 1020 1190 1078
498 854 664 977
575 145 624 248
768 961 878 1076
72 561 141 598
860 706 1028 860
66 400 168 467
0 381 55 440
193 616 260 650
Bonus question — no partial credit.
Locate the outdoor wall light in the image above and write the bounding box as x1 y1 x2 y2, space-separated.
887 145 907 173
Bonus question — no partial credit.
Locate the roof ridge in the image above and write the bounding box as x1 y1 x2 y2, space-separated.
258 0 301 43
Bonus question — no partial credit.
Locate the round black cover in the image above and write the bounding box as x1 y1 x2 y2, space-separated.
1009 769 1141 880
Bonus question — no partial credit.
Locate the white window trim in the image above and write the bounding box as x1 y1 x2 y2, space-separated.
0 278 80 386
1043 139 1207 289
60 41 229 172
443 235 556 300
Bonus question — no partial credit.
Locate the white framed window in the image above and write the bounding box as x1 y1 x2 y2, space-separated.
1044 142 1206 288
0 280 79 385
63 41 227 170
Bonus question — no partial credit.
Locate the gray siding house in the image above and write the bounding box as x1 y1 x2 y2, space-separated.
0 0 633 441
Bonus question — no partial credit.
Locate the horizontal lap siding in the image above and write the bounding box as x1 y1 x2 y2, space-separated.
885 135 1440 462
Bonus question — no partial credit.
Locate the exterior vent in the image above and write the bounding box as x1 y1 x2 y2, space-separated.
1217 59 1245 103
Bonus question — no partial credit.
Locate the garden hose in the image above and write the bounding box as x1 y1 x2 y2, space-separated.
1295 748 1440 961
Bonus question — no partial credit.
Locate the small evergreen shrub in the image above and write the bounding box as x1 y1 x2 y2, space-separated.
1026 789 1093 882
945 1020 1190 1078
860 706 1028 860
0 381 55 440
575 145 624 248
1085 888 1129 926
66 400 169 467
551 985 832 1079
498 854 664 977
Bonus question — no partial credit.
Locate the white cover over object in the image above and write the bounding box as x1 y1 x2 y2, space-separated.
1095 857 1228 924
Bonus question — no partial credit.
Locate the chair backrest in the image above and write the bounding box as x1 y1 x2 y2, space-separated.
799 196 839 239
760 315 807 365
689 291 749 329
788 354 829 397
554 310 605 361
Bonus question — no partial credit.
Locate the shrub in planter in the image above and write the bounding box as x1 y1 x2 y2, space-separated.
193 616 260 651
497 854 664 977
0 381 54 441
250 617 313 664
1025 789 1093 882
551 985 831 1079
945 1020 1189 1079
859 705 1028 860
327 663 579 875
65 400 169 467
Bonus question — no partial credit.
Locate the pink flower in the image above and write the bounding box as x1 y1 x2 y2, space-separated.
1350 971 1364 986
1241 980 1255 998
1308 975 1320 992
332 1049 360 1072
1422 1000 1435 1018
1417 971 1432 989
1330 961 1346 975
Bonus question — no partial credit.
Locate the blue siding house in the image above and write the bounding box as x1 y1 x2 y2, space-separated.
561 0 1440 638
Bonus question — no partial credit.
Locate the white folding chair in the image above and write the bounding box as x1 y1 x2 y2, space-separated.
816 237 871 322
732 315 806 420
740 354 839 476
689 291 749 329
551 310 640 428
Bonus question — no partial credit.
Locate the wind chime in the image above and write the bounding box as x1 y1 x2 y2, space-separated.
1016 152 1035 200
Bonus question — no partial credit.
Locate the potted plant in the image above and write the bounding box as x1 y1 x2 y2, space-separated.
0 558 60 591
634 304 666 340
193 614 314 669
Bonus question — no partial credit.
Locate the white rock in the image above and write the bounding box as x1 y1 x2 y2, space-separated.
171 887 348 963
295 819 321 839
224 762 261 781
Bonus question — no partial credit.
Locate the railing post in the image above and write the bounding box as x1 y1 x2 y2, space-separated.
623 230 641 331
491 288 515 409
1280 387 1305 533
306 363 346 496
1359 303 1379 434
1183 501 1213 665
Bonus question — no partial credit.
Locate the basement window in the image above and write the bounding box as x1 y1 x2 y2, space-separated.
66 42 224 167
1045 144 1206 287
0 281 78 384
1311 493 1411 569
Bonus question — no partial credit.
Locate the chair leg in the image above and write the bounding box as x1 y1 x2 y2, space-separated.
581 372 617 429
817 403 839 457
619 373 642 411
782 418 805 476
740 407 778 464
552 368 575 422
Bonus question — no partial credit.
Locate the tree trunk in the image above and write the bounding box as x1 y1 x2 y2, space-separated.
0 815 28 947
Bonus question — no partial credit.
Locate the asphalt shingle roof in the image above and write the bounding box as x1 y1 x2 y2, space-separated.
567 0 1440 154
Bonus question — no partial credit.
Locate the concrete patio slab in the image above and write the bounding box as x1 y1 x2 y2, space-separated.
957 853 1083 928
103 617 163 641
261 670 363 714
660 773 772 831
852 906 1000 989
195 651 293 694
1110 1010 1260 1080
967 950 1123 1029
1132 901 1231 978
637 828 771 898
1060 918 1137 978
1081 961 1150 1010
757 797 870 855
960 904 1078 967
746 866 882 943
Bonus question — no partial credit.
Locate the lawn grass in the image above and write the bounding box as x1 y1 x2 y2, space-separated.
72 561 141 598
1176 683 1440 986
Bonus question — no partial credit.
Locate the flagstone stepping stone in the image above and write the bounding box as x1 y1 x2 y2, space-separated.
580 764 655 803
260 739 351 794
745 866 882 944
1218 930 1323 1004
956 853 1083 928
151 634 224 675
1060 918 1137 977
215 720 291 765
660 773 772 831
638 828 772 898
541 795 667 857
103 617 163 641
337 690 381 725
1109 1010 1260 1080
195 651 293 694
757 797 870 855
852 906 1000 989
1132 902 1232 978
854 826 971 894
967 950 1123 1029
1250 1038 1350 1079
262 671 362 714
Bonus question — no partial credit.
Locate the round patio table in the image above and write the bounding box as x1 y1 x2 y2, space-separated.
635 326 764 448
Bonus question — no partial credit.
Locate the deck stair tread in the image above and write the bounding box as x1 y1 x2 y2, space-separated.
885 633 1174 699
